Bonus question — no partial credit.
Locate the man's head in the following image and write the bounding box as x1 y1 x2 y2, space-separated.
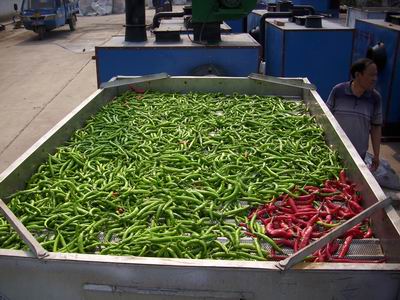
350 58 378 91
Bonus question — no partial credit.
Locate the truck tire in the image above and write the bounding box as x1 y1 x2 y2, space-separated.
68 14 77 31
37 26 45 40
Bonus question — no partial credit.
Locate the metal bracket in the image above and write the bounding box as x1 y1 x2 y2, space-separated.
276 196 394 271
0 198 48 259
100 73 170 89
248 73 316 91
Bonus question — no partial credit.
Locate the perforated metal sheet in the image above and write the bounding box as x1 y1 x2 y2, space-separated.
217 237 384 260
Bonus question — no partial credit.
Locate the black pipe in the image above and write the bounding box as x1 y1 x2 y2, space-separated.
259 12 293 60
125 0 147 42
152 11 185 28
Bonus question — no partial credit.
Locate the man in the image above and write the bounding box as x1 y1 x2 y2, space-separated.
326 58 382 171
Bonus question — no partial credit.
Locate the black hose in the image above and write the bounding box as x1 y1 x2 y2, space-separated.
259 12 293 60
152 11 185 28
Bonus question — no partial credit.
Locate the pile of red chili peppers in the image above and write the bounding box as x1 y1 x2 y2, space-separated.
241 170 385 263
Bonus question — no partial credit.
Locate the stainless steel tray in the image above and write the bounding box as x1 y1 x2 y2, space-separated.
0 76 399 300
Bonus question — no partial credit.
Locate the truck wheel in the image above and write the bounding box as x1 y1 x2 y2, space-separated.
68 14 77 31
37 26 45 40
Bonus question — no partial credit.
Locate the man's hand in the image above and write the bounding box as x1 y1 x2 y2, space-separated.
370 125 381 173
370 156 380 172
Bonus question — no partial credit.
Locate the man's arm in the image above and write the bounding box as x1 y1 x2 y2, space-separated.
370 125 381 172
326 87 336 112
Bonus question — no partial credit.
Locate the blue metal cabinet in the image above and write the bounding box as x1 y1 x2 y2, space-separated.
225 19 246 33
353 19 400 135
247 9 267 32
264 19 354 100
346 7 400 28
95 34 261 87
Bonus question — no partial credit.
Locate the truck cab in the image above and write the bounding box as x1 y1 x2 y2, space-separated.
20 0 79 39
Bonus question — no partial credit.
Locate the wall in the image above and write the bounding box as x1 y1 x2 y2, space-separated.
0 0 22 22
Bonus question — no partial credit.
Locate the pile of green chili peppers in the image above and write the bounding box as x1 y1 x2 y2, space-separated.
0 91 342 260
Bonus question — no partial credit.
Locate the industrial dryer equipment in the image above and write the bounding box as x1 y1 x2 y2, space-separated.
346 6 400 28
0 75 399 299
248 11 354 100
265 0 339 17
95 0 261 87
291 0 340 17
353 14 400 139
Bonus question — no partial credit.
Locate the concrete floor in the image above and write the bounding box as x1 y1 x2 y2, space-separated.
0 14 125 172
0 10 399 201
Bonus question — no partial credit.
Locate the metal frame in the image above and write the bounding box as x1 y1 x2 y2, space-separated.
0 76 399 299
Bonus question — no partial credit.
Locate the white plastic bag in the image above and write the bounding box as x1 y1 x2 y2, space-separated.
91 0 113 15
365 152 400 190
79 0 95 15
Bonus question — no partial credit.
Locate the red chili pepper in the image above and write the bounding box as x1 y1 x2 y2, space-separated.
322 240 340 261
363 227 373 238
256 208 268 218
298 226 314 249
326 205 342 215
304 186 320 192
325 214 332 223
325 243 332 261
293 218 308 227
243 231 256 238
348 200 363 214
262 215 293 224
278 206 295 214
295 211 328 218
266 222 293 239
128 85 146 94
296 203 314 209
265 204 278 214
324 180 338 188
295 193 316 203
287 197 299 213
307 214 320 226
330 240 340 255
311 231 324 238
320 187 337 193
297 207 318 213
338 235 353 258
331 194 347 201
343 186 354 196
325 200 340 209
342 191 353 200
269 254 288 261
294 238 299 252
314 249 326 262
337 209 356 219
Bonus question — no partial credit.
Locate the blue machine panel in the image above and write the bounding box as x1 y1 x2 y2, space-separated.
265 19 354 100
247 10 266 32
95 34 261 86
265 24 284 77
353 19 400 133
225 19 245 33
345 7 400 28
